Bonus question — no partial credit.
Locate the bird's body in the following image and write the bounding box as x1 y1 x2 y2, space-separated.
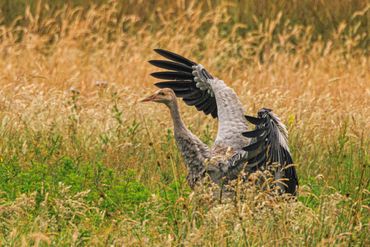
143 49 298 195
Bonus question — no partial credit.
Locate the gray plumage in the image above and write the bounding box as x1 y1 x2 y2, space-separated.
167 97 210 188
146 49 298 195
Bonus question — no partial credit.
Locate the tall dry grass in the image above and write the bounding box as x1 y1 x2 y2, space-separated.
1 1 369 48
0 1 369 246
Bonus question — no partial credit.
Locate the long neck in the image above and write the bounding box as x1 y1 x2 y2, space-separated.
166 99 210 188
167 100 186 132
166 99 210 159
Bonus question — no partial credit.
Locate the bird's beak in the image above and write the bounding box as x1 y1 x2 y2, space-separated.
140 94 156 102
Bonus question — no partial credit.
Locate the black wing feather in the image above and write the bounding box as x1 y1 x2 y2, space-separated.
245 115 264 125
202 100 217 114
151 71 193 80
210 107 218 118
245 152 266 170
194 93 211 109
155 81 195 89
183 91 207 106
149 49 218 118
148 60 193 73
243 109 298 195
242 128 268 138
154 49 196 67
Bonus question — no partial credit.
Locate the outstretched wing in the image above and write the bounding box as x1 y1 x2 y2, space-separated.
149 49 249 151
242 108 298 195
149 49 218 118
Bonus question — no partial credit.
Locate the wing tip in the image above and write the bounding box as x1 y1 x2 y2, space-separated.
152 48 196 66
153 48 170 58
149 72 158 78
245 115 264 125
153 48 163 53
148 59 157 65
154 82 165 88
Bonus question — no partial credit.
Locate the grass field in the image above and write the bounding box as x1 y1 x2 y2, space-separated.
0 1 369 246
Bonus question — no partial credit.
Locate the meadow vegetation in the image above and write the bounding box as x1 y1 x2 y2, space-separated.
0 0 369 246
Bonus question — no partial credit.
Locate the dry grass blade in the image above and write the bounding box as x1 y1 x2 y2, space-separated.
0 1 368 246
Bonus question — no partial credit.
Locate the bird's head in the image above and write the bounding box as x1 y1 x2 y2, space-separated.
140 88 176 106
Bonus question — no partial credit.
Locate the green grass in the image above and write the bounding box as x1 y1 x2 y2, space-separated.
0 116 368 245
0 1 368 245
0 158 150 212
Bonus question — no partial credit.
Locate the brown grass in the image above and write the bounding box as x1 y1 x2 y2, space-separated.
0 1 369 246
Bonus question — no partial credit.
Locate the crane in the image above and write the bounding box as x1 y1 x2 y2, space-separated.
141 49 298 195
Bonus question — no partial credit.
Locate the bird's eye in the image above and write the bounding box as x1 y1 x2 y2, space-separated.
158 92 165 96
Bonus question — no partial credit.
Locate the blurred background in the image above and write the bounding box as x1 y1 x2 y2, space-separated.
0 0 369 50
0 1 368 245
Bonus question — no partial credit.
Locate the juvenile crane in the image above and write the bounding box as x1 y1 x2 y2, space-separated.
142 49 298 195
